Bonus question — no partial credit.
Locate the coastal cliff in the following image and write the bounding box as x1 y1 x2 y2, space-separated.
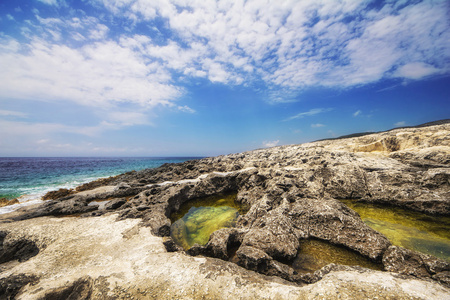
0 122 449 299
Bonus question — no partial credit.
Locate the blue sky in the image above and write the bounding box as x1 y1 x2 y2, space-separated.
0 0 449 157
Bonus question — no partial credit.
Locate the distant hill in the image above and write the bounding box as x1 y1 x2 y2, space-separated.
393 119 450 129
317 119 450 142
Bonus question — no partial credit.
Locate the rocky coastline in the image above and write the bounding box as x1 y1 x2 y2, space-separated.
0 122 449 299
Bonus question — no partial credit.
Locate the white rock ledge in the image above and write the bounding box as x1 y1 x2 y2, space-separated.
0 215 448 299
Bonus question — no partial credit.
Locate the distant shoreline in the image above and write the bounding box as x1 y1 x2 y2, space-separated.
0 157 198 213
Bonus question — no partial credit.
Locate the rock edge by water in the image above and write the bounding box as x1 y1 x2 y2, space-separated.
0 122 449 299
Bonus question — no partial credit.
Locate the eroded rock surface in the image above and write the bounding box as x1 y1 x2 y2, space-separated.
0 122 449 298
0 215 448 299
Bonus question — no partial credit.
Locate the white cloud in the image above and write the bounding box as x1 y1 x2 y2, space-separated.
0 120 67 142
92 0 449 92
89 24 109 40
34 15 109 43
395 62 440 80
394 121 406 127
263 140 279 148
10 0 447 112
0 39 20 52
0 37 181 109
107 111 151 126
0 110 27 118
37 0 61 6
0 112 152 146
285 108 333 121
311 123 325 128
177 105 196 114
1 0 448 156
353 110 362 117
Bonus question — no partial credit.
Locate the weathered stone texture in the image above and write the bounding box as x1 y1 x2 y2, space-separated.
0 122 449 298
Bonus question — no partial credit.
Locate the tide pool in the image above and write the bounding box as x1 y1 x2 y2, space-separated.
341 199 450 261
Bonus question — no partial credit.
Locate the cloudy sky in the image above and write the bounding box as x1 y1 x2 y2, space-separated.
0 0 449 156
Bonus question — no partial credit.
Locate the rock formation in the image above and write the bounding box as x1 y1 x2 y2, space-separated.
0 122 449 299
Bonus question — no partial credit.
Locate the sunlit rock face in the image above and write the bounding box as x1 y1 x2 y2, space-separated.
1 122 449 298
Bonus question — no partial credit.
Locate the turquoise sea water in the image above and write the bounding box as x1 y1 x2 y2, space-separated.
0 157 197 205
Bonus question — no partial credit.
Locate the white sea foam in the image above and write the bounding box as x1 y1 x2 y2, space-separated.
17 193 44 203
0 198 47 215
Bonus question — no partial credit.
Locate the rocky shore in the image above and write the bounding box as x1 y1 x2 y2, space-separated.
0 122 449 299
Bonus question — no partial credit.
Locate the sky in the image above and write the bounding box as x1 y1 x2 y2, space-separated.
0 0 449 157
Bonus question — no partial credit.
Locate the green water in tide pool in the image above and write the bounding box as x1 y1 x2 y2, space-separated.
293 239 383 273
341 199 450 262
170 194 246 250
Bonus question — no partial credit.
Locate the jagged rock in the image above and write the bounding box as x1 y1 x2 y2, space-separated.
103 198 127 210
42 276 93 300
267 259 299 282
383 246 432 277
11 197 98 220
162 237 183 252
0 198 19 208
241 225 299 262
205 228 245 260
0 232 40 263
383 245 450 286
42 188 74 200
433 271 450 286
0 209 448 299
0 123 449 298
0 274 39 299
289 198 391 260
114 182 131 191
186 243 205 256
236 245 272 272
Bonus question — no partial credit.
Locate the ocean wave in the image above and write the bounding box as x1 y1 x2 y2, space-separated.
0 198 48 215
0 157 193 215
0 177 108 215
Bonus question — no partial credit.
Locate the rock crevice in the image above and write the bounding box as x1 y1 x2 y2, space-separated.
0 123 449 298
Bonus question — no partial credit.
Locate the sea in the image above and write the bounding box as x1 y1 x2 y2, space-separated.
0 157 199 214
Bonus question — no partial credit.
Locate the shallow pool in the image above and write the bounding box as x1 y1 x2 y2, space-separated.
170 194 244 250
292 239 383 273
341 199 450 261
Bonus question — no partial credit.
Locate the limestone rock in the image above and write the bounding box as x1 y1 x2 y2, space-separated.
0 215 447 299
383 245 450 286
236 245 272 272
0 232 40 264
0 274 39 299
114 182 131 191
0 122 449 298
42 188 74 200
103 198 127 210
42 276 93 300
0 198 19 208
